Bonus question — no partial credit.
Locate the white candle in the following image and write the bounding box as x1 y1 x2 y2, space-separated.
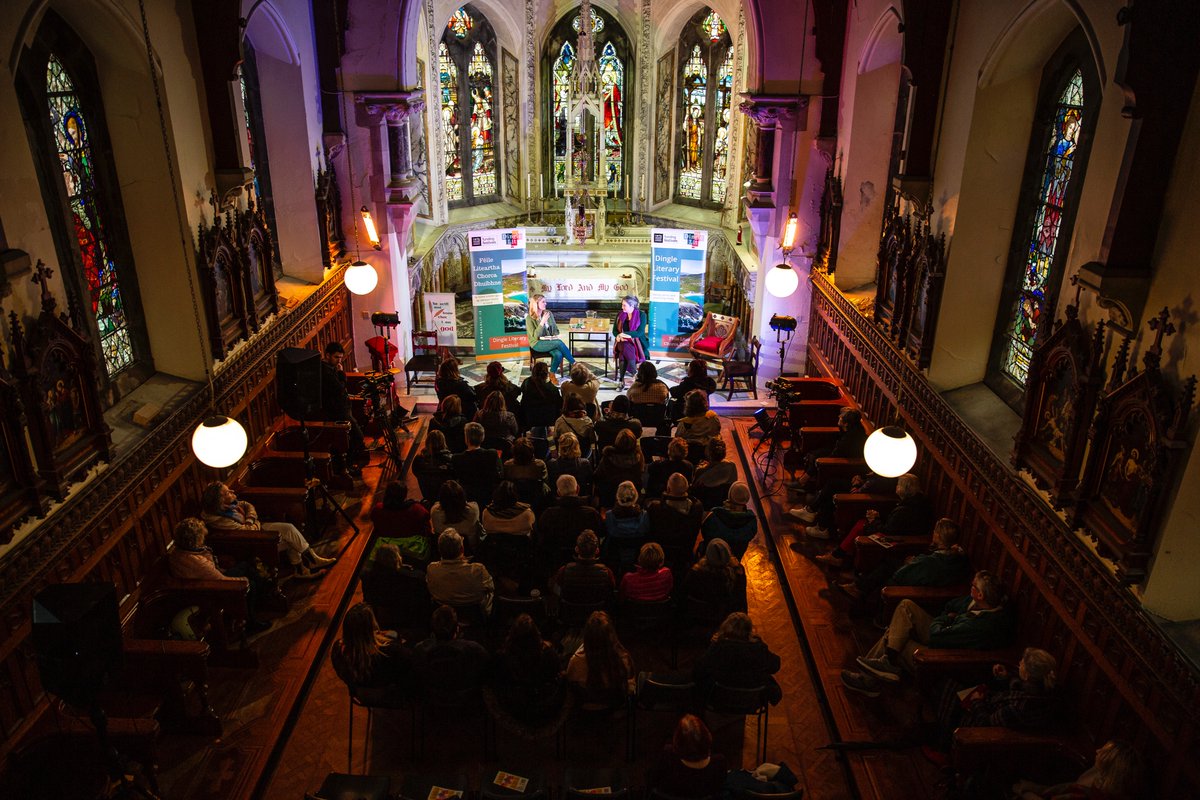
526 173 532 200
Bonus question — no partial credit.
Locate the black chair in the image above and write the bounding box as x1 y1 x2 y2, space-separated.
345 684 413 773
686 441 708 463
692 481 733 512
484 435 514 461
629 672 697 766
558 596 610 628
308 772 391 800
493 594 549 632
480 534 534 585
721 336 761 400
564 768 630 800
631 402 668 433
404 330 442 392
529 435 551 461
705 682 770 762
618 599 677 669
639 435 673 463
512 477 550 511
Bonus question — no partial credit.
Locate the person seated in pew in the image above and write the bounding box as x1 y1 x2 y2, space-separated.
474 390 519 442
786 468 897 546
435 358 478 420
840 570 1015 697
370 481 433 548
547 432 594 498
594 394 643 450
519 359 563 425
683 539 747 613
925 647 1060 762
450 422 503 508
413 429 455 502
168 517 272 633
554 394 598 454
552 530 616 602
425 529 495 617
595 429 646 491
619 542 674 603
359 543 428 633
481 480 536 538
430 394 468 453
805 471 934 545
560 362 601 414
699 482 757 559
832 517 971 602
536 475 604 570
669 359 718 402
331 602 412 695
646 436 695 498
646 714 727 798
645 473 705 562
412 604 490 687
430 480 482 553
784 405 866 493
691 438 737 492
201 481 336 580
674 389 721 447
1012 739 1144 800
694 612 783 705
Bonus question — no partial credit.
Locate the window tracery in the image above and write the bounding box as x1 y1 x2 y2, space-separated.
439 5 499 206
675 7 733 207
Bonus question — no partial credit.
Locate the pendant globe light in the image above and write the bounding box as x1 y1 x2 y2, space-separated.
139 0 247 470
344 259 379 295
341 89 378 296
863 425 918 478
765 263 799 298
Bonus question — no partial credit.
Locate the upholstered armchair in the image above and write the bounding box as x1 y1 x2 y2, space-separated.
686 312 739 364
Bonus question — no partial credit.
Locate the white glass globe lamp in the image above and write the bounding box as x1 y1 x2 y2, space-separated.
344 260 378 295
765 263 799 298
863 425 918 478
191 415 248 469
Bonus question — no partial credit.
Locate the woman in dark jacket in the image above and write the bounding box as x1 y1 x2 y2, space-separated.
475 391 519 442
694 612 782 704
413 429 454 502
646 714 727 798
684 539 747 612
520 360 563 428
547 432 594 497
435 359 477 419
330 603 411 693
487 613 565 726
430 395 468 453
594 429 646 493
669 359 718 402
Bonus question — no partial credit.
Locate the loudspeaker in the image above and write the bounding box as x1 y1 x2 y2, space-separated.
277 347 323 420
32 582 122 709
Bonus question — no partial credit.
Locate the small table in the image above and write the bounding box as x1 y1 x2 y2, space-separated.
569 324 611 376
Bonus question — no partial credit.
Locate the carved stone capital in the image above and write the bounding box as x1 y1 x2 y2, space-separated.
355 90 426 126
738 94 808 128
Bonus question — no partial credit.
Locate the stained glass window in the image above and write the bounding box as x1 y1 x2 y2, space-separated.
46 54 133 376
448 8 473 38
676 8 733 207
439 5 498 205
439 43 462 201
1000 70 1084 386
599 42 624 193
572 9 603 34
552 41 575 192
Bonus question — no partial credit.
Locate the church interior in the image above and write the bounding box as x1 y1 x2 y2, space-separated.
0 0 1197 798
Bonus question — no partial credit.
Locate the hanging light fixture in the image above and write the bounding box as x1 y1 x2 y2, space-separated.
360 206 381 249
780 212 799 255
765 263 799 298
345 259 380 295
863 425 918 478
138 0 246 470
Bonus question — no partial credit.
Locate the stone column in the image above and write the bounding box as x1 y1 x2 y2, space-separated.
738 94 802 208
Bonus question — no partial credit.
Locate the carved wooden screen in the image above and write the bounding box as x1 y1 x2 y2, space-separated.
197 210 250 359
873 206 905 327
1072 312 1195 584
9 288 112 500
241 198 278 330
315 159 346 268
0 357 45 543
815 165 842 273
1012 302 1105 506
902 220 946 369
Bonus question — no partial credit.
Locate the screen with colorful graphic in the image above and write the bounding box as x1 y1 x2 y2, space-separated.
649 228 707 356
469 228 528 360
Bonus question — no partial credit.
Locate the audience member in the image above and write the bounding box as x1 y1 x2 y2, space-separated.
694 612 782 704
674 389 721 446
331 603 411 692
435 358 477 420
595 394 644 449
832 517 971 601
691 438 736 493
430 480 482 551
547 432 594 497
645 473 705 558
669 359 718 401
520 360 563 426
503 436 549 497
318 341 366 472
552 530 616 602
785 405 866 491
555 394 597 453
370 481 433 543
201 480 335 579
168 517 271 632
595 429 646 493
1012 740 1143 800
431 394 468 452
646 436 695 498
413 604 490 688
481 480 536 537
808 471 935 548
413 429 455 501
426 530 495 616
560 362 600 412
841 570 1016 697
684 539 747 612
566 610 635 707
488 613 566 727
787 468 897 547
360 543 428 632
474 360 521 411
475 390 519 442
628 360 670 405
619 542 674 602
450 422 502 507
646 714 728 798
699 482 757 558
605 481 648 566
536 475 604 566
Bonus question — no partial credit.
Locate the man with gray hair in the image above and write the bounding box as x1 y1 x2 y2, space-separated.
535 473 603 573
450 421 502 506
426 529 494 615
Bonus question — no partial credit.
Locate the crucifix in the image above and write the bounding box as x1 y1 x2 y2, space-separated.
31 259 57 313
1143 307 1176 370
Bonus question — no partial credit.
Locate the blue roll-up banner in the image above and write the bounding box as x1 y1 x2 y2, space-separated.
468 228 528 361
648 228 708 357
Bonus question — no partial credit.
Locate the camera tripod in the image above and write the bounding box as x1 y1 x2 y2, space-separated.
754 406 791 489
299 417 359 538
360 373 409 473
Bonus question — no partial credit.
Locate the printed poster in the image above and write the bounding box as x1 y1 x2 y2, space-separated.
648 228 707 357
468 228 528 361
423 292 457 346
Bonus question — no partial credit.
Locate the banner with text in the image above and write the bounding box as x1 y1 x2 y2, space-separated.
423 292 458 347
469 228 528 361
648 228 708 356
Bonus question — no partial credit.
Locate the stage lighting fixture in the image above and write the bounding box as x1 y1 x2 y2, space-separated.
769 314 797 332
371 311 401 327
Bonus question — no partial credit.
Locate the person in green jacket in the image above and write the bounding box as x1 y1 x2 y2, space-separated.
527 294 575 373
840 570 1015 697
836 518 972 601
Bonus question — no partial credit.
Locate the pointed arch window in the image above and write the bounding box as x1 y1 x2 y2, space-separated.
986 34 1098 408
675 8 733 207
46 55 134 375
439 5 499 206
236 41 281 275
542 5 631 197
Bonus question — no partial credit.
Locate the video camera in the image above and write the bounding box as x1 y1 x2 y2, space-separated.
765 376 799 405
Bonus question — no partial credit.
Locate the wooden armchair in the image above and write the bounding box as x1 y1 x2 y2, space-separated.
405 330 446 391
720 336 761 399
851 532 930 573
108 638 220 735
787 398 852 430
832 493 898 536
952 726 1092 786
686 313 740 364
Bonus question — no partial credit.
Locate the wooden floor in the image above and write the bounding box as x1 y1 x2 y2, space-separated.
152 415 940 800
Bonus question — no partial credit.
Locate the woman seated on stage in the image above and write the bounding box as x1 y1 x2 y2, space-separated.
613 295 649 380
628 361 670 406
526 293 576 373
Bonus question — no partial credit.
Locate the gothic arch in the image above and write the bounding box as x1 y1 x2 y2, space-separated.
978 0 1106 90
240 0 300 67
858 5 903 75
